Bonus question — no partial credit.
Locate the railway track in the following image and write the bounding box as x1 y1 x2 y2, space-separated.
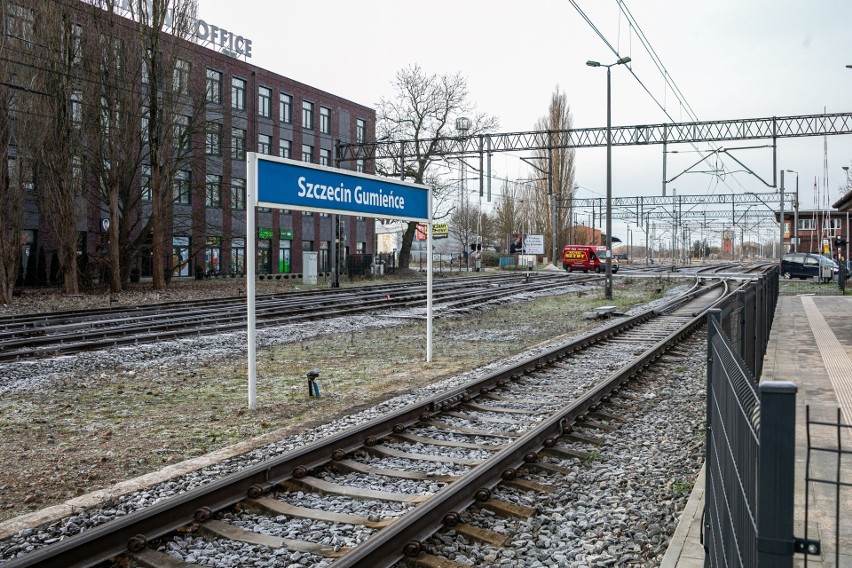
0 272 755 568
0 272 590 362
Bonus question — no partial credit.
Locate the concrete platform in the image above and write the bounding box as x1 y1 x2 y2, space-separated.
662 295 852 568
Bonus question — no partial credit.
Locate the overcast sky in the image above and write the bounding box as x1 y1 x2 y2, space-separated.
200 0 852 245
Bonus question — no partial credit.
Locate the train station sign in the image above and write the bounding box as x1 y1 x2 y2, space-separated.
253 155 430 223
246 152 434 410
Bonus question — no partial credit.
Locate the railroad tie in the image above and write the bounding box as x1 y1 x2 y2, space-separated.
199 519 351 558
131 548 204 567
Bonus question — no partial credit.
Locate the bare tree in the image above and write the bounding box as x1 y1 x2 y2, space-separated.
135 0 199 289
530 86 576 260
376 64 497 269
493 179 528 252
28 0 88 294
448 202 480 264
86 0 202 292
0 0 36 303
81 0 146 292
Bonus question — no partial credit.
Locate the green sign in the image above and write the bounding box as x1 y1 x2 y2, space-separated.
280 228 293 240
258 227 274 240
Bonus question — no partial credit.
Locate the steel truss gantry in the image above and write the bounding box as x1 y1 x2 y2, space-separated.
337 112 852 162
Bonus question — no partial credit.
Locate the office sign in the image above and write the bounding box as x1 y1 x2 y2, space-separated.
253 155 429 222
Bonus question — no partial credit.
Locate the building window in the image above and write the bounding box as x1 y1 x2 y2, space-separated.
320 148 330 166
232 238 246 275
302 240 314 251
205 237 221 275
258 86 271 118
231 77 246 110
71 91 82 125
303 211 313 217
205 174 222 207
356 242 366 253
141 165 151 201
319 212 330 218
356 118 366 142
174 115 189 156
302 100 314 129
206 68 222 104
258 134 271 155
799 218 815 231
279 240 292 273
71 24 82 65
320 106 331 134
141 109 149 145
356 159 365 173
279 93 292 123
173 170 191 204
232 178 246 210
279 139 291 159
173 236 191 277
302 144 313 163
173 59 190 94
6 3 34 43
205 122 222 155
231 128 246 160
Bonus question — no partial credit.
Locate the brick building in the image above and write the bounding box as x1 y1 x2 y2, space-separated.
16 1 375 285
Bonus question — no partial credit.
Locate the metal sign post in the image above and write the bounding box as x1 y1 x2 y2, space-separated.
246 153 431 409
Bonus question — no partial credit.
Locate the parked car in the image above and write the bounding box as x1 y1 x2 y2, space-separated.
780 253 838 282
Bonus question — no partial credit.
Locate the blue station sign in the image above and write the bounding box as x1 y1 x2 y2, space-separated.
252 154 430 222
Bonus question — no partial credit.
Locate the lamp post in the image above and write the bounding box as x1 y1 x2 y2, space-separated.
456 117 471 270
785 169 799 253
844 166 850 263
587 55 631 300
779 170 786 260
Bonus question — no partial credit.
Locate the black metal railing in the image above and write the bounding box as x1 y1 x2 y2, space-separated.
704 271 799 567
802 407 850 567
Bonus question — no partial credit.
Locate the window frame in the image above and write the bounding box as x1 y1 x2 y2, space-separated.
205 68 222 104
231 127 246 160
258 133 272 155
356 118 366 143
173 170 191 204
302 100 314 129
320 106 331 134
231 178 246 210
279 93 292 124
231 77 247 111
205 121 222 155
205 174 222 207
258 86 271 118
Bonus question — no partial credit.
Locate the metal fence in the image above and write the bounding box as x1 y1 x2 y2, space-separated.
802 407 851 567
705 271 799 567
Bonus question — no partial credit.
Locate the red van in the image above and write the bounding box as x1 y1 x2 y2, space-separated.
562 245 619 273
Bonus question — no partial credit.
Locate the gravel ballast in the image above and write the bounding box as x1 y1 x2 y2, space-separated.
0 275 702 566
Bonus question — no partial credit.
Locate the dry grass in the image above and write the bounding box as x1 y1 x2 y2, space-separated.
0 275 672 522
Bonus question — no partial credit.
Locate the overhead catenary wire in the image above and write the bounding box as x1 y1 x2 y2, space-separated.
568 0 754 201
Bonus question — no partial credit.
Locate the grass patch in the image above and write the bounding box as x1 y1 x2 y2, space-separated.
0 277 676 522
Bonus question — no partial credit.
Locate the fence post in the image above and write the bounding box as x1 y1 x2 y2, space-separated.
757 380 797 567
737 290 747 360
704 308 721 564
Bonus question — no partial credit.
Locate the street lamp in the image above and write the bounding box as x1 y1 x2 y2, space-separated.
456 117 471 270
587 55 631 300
785 169 799 252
